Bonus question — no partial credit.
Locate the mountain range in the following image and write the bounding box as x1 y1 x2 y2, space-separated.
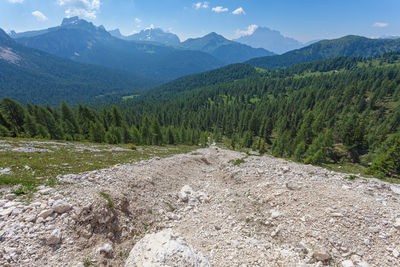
0 28 153 105
12 17 223 81
234 26 304 54
10 17 277 81
4 17 400 106
247 35 400 70
110 28 180 45
178 32 275 64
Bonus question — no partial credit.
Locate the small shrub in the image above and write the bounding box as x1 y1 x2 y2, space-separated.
230 158 245 166
344 175 358 180
128 143 137 150
99 191 114 208
12 186 27 196
83 258 91 267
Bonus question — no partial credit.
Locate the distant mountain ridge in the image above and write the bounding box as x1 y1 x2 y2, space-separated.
13 17 223 81
247 35 400 70
0 28 154 105
179 32 275 64
234 26 303 54
109 28 180 45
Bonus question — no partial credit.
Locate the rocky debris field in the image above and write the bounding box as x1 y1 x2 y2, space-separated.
0 146 400 266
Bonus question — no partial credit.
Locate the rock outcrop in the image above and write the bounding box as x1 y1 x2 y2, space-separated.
125 229 210 267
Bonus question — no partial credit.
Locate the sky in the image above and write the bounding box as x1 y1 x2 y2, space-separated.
0 0 399 43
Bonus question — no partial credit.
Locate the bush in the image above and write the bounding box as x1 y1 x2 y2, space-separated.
128 143 137 150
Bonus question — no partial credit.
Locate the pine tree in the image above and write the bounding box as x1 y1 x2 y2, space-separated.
131 125 141 145
61 101 79 137
23 114 38 138
111 106 123 127
368 137 400 178
151 118 163 145
0 98 26 136
89 121 106 143
140 117 151 145
167 127 175 145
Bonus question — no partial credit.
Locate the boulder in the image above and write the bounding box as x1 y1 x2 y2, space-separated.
38 209 53 219
52 200 72 213
125 229 210 267
312 248 331 261
47 229 62 245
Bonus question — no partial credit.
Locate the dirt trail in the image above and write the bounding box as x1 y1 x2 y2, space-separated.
1 146 400 266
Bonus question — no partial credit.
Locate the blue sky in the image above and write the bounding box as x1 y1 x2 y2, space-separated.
1 0 399 42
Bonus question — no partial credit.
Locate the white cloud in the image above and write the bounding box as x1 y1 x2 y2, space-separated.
232 7 245 15
373 22 388 28
57 0 101 19
135 17 142 24
212 6 228 13
194 2 209 9
32 11 48 21
7 0 24 3
235 24 259 38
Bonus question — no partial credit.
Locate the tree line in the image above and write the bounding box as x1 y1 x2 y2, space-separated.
0 98 209 147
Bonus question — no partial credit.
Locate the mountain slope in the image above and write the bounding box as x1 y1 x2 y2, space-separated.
14 17 223 81
126 28 180 45
179 32 275 64
0 28 154 105
234 26 303 54
247 35 400 70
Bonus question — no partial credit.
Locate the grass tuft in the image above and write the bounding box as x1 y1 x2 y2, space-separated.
99 191 114 208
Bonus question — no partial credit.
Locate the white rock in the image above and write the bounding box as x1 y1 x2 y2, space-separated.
97 243 113 255
393 248 400 258
38 188 56 195
38 209 53 219
3 201 18 208
166 212 180 221
341 260 355 267
24 214 37 222
270 210 281 219
394 218 400 230
0 207 14 217
52 200 72 213
391 185 400 195
11 208 22 216
125 229 210 267
0 167 12 175
179 185 193 202
47 229 62 245
0 200 7 207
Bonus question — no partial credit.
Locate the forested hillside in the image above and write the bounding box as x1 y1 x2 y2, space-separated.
1 54 399 179
0 28 154 105
247 35 400 70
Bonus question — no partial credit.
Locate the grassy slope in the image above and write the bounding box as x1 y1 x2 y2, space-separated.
0 138 196 192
